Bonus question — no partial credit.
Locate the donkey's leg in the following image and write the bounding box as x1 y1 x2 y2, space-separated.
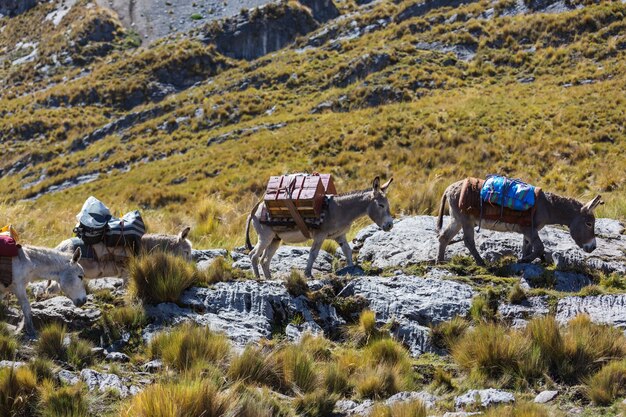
437 219 462 263
521 236 532 259
15 286 36 337
461 223 485 266
260 238 281 280
520 232 544 263
305 235 325 278
335 235 353 267
250 237 272 279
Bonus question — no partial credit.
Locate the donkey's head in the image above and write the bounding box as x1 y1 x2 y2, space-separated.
569 195 603 253
367 176 394 232
176 226 193 260
59 248 88 307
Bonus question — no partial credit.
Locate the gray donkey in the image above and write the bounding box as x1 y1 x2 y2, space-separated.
246 176 394 279
437 178 603 265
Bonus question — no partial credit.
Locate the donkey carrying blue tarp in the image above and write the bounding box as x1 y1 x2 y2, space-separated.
480 175 536 211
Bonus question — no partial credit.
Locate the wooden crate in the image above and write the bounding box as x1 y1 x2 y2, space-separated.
264 175 326 218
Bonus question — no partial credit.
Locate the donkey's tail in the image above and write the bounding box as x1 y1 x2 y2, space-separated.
245 200 262 251
436 190 447 233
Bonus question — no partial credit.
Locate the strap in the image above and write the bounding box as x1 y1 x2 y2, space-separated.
284 177 311 239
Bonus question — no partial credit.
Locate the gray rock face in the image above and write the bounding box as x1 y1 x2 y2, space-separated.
347 275 474 355
385 391 438 408
88 277 125 293
146 280 343 347
356 216 626 274
335 391 437 415
232 246 333 277
455 389 515 409
534 390 559 404
498 296 549 327
80 369 134 398
0 0 36 17
299 0 339 22
30 296 101 330
105 352 131 363
556 294 626 329
203 3 319 60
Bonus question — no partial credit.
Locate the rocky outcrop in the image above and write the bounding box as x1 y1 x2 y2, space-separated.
330 53 396 88
498 296 550 327
202 3 319 60
556 294 626 329
146 279 344 347
395 0 480 23
335 390 438 415
0 0 36 17
30 296 101 331
299 0 339 23
346 275 474 355
355 216 626 274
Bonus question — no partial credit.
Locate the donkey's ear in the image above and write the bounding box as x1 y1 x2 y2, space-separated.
380 177 393 193
372 176 381 193
582 195 603 213
179 226 191 241
71 247 82 264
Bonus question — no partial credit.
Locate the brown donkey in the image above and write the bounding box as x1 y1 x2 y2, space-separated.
436 178 603 265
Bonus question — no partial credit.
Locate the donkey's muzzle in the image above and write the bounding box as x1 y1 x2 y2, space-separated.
74 297 87 307
382 222 393 232
583 239 596 253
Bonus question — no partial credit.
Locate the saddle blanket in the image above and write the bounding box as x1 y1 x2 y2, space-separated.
0 257 12 287
70 238 131 262
459 178 541 227
480 175 536 211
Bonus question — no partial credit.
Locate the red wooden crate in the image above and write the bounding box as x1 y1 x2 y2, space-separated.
264 175 326 218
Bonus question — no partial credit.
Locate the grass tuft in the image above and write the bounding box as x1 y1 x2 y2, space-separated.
293 389 338 417
508 283 527 304
36 323 67 361
0 366 39 417
39 380 89 417
284 270 310 297
586 360 626 405
430 317 470 351
370 400 427 417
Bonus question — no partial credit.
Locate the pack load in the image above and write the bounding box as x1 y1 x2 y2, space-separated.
262 173 337 235
104 210 145 252
74 196 112 245
459 177 541 227
0 225 20 287
480 175 537 211
73 197 145 251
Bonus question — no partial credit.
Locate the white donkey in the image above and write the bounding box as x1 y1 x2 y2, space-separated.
245 176 394 279
55 227 193 279
4 246 87 337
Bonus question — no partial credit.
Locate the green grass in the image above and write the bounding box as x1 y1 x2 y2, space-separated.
586 360 626 405
39 381 89 417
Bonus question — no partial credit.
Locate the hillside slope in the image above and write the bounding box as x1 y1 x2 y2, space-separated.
1 0 625 247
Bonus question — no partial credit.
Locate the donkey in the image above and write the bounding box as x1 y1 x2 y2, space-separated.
245 176 394 279
4 246 87 337
55 226 193 279
436 178 603 266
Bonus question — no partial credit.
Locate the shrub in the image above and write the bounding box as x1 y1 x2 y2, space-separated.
149 322 231 371
0 323 18 360
0 366 39 417
281 347 318 393
120 379 230 417
299 333 332 361
227 346 282 390
39 380 89 417
364 338 411 368
322 362 352 396
586 360 626 405
355 365 402 399
432 367 454 392
66 336 94 368
100 304 147 351
284 270 309 297
349 309 383 346
293 389 338 417
36 323 67 361
128 251 197 304
430 317 470 350
469 289 499 322
508 283 527 304
370 400 427 417
229 386 291 417
28 358 55 383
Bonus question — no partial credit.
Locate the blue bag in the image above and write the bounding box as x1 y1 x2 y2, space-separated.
480 175 536 211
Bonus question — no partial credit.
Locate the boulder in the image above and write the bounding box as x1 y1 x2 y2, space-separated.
30 296 100 331
498 296 550 326
105 352 131 363
556 294 626 329
347 275 474 355
146 280 343 347
299 0 339 22
232 246 333 277
385 391 438 408
80 369 132 398
455 389 515 409
355 216 626 274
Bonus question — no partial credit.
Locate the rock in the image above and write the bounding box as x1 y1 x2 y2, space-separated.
58 370 80 385
395 0 479 22
556 294 626 329
203 3 319 60
0 0 36 17
498 296 550 326
385 391 438 408
348 275 474 356
331 53 395 88
147 280 343 347
443 413 481 417
285 322 323 342
80 369 131 398
355 216 626 274
335 265 366 277
142 359 163 373
334 399 374 415
455 389 515 409
299 0 339 22
88 277 125 292
232 245 333 277
30 296 101 331
194 249 230 270
0 360 25 368
106 352 131 363
534 390 559 403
